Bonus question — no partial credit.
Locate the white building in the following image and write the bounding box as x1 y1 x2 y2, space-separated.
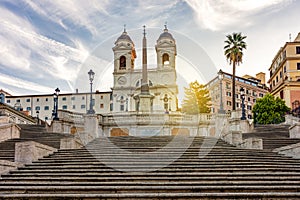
3 91 111 121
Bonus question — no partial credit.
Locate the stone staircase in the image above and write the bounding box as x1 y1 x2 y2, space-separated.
1 135 300 199
0 124 73 162
243 124 300 150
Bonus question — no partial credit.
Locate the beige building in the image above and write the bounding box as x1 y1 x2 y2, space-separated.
206 70 269 119
268 33 300 110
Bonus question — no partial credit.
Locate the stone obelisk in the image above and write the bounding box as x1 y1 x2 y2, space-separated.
134 25 154 112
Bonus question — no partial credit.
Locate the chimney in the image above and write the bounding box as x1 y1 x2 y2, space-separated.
256 72 266 85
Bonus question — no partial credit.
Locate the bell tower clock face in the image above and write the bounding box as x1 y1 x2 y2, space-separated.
117 76 127 85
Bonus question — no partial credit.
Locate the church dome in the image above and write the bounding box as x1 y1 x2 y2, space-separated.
157 26 175 42
115 31 134 45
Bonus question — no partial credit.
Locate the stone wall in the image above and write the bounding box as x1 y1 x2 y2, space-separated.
0 123 20 143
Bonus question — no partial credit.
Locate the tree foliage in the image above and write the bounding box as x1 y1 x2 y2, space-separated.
253 94 290 124
182 81 211 114
224 32 247 110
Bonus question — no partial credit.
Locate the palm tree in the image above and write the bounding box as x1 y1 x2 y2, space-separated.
224 32 247 111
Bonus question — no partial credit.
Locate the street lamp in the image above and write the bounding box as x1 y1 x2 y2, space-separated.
240 87 246 120
218 70 225 114
36 110 39 125
53 87 60 120
87 69 95 114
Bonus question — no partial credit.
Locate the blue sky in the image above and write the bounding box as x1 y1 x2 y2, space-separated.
1 0 300 97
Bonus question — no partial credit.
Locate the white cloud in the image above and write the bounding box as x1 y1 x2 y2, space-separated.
0 5 90 86
23 0 110 35
184 0 293 31
0 72 54 93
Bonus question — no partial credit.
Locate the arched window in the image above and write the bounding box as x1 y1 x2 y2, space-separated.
119 56 126 70
162 53 169 65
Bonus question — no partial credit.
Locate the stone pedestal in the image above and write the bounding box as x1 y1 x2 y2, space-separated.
15 141 56 164
51 120 63 133
289 123 300 138
79 114 99 145
215 113 228 138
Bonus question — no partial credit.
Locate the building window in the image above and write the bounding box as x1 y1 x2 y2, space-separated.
248 97 251 101
44 106 49 110
283 50 286 58
296 46 300 54
273 80 275 86
72 105 76 109
26 99 30 102
236 103 239 108
81 105 86 109
26 107 31 111
6 100 10 103
62 97 67 101
37 98 39 102
71 96 75 101
120 104 124 111
253 99 256 103
297 63 300 70
82 96 85 100
119 56 126 70
35 106 40 111
110 103 113 111
226 92 231 97
226 101 231 106
100 104 104 108
248 115 252 119
62 105 67 110
247 105 252 110
259 93 264 97
45 98 48 101
16 99 20 103
280 72 282 78
276 76 278 82
100 95 103 99
226 82 231 89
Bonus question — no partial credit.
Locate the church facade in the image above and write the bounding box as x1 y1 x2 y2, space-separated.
111 26 179 113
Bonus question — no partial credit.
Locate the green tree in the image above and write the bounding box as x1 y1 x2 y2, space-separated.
253 94 290 124
182 81 211 114
224 32 247 111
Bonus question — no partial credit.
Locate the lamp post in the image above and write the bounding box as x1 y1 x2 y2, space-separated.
53 87 60 120
36 110 39 125
218 70 225 114
240 87 246 120
87 69 95 114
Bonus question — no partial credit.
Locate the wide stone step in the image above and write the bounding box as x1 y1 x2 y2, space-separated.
2 180 300 186
0 192 299 199
0 185 299 194
3 175 300 181
8 167 300 174
3 171 300 178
